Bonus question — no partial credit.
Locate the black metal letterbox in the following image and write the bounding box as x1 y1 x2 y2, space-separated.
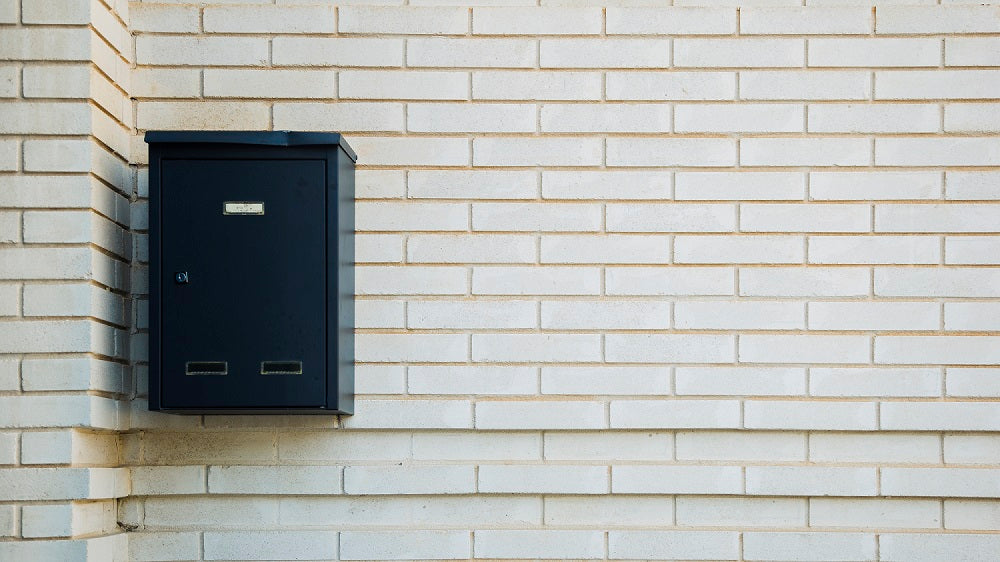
146 131 355 414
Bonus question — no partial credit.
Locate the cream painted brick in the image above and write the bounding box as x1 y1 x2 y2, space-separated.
350 137 469 166
410 103 535 133
130 69 200 98
882 534 1000 562
412 431 541 461
209 466 340 495
945 500 1000 530
356 334 467 362
409 234 534 263
675 38 804 68
340 7 467 34
474 202 601 231
136 36 268 66
272 37 403 68
876 70 1000 100
473 333 601 362
610 399 741 429
356 266 466 295
946 171 1000 201
410 170 536 200
812 498 940 529
676 171 805 201
743 7 870 34
811 366 940 398
676 367 806 396
675 103 802 133
747 466 877 496
542 234 669 264
129 4 199 33
608 138 737 167
545 496 673 526
541 39 670 68
742 333 868 365
0 140 15 171
132 466 206 496
742 71 871 100
143 497 278 528
357 202 467 231
875 268 1000 298
811 171 941 201
613 466 742 494
0 65 16 97
130 533 201 562
946 38 1000 67
607 71 736 100
744 204 870 233
881 402 1000 431
607 334 736 363
0 28 91 61
608 203 735 233
0 213 17 244
476 530 603 559
341 531 468 561
479 465 607 493
21 357 125 394
0 359 16 391
409 301 535 329
475 400 604 429
356 235 403 264
21 430 72 464
876 336 1000 365
877 6 1000 34
204 5 333 33
541 103 671 133
811 235 942 265
0 542 88 561
475 137 602 166
474 71 602 101
810 104 940 134
675 235 804 264
22 139 90 172
809 302 940 331
0 102 91 134
606 267 734 296
877 204 1000 233
544 431 672 460
473 266 601 295
21 0 89 24
341 400 472 429
610 531 739 560
744 532 875 562
204 531 336 561
808 38 940 67
24 283 125 324
810 432 940 463
344 72 467 101
474 7 601 35
677 430 806 461
345 466 473 495
137 102 270 130
607 7 736 34
0 0 13 23
745 400 877 430
409 38 535 68
678 497 807 527
676 301 803 330
945 103 1000 133
204 70 335 99
0 467 125 500
544 170 669 200
948 368 1000 397
0 247 99 282
279 431 411 462
541 301 670 330
882 468 1000 498
742 138 870 166
0 319 119 355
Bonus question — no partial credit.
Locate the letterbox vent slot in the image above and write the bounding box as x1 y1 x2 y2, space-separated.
261 361 303 375
186 361 228 375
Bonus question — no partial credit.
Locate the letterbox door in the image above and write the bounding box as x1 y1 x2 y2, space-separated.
159 158 327 409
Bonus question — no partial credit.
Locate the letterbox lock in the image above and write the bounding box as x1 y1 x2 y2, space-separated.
174 271 189 284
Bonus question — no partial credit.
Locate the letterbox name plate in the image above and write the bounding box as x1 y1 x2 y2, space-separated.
223 201 265 215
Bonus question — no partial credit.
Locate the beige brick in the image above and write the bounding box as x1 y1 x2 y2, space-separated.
608 203 735 233
676 430 806 460
341 71 468 101
745 400 877 430
676 171 805 201
0 28 91 61
275 103 404 134
742 7 871 34
810 104 940 133
945 103 1000 133
742 138 870 166
204 69 335 99
878 138 1000 167
946 171 1000 201
876 336 1000 365
204 5 333 33
812 499 940 529
474 71 602 101
477 202 600 231
341 531 468 561
0 139 15 172
409 103 535 133
882 468 1000 498
475 137 602 166
810 171 942 201
345 466 473 495
945 500 1000 530
881 402 1000 431
543 431 672 459
349 137 469 166
876 70 1000 100
208 466 340 495
412 432 540 461
357 202 467 232
129 4 198 33
143 497 277 528
675 38 804 67
409 301 535 329
476 530 603 559
545 496 673 526
474 7 602 35
744 532 875 562
475 401 604 429
130 533 200 562
610 399 741 428
606 266 734 296
743 71 871 101
877 204 1000 233
130 69 200 99
741 335 870 364
356 334 467 362
409 38 536 68
607 71 736 100
946 38 1000 67
675 235 804 264
21 0 89 24
676 301 803 330
273 37 403 68
473 266 602 295
205 531 336 561
542 301 670 330
946 303 1000 329
809 38 940 68
742 203 870 233
543 171 670 200
607 7 736 34
877 6 1000 34
0 102 91 134
409 234 534 263
473 333 601 362
411 170 536 200
747 466 877 496
610 531 739 560
677 497 807 527
809 432 941 463
340 7 468 35
479 465 607 494
136 36 269 66
613 466 742 494
341 399 472 430
947 368 1000 397
279 432 411 462
542 234 669 264
137 102 270 131
541 39 670 69
356 266 466 295
675 103 802 133
808 302 940 331
875 267 1000 298
541 103 671 133
608 138 737 167
0 65 16 97
410 365 536 395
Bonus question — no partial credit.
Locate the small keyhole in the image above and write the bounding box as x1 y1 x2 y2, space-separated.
174 271 189 284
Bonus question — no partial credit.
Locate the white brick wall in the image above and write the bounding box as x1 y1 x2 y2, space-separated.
3 0 1000 560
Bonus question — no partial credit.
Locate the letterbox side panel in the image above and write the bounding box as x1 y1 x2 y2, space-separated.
331 147 355 415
